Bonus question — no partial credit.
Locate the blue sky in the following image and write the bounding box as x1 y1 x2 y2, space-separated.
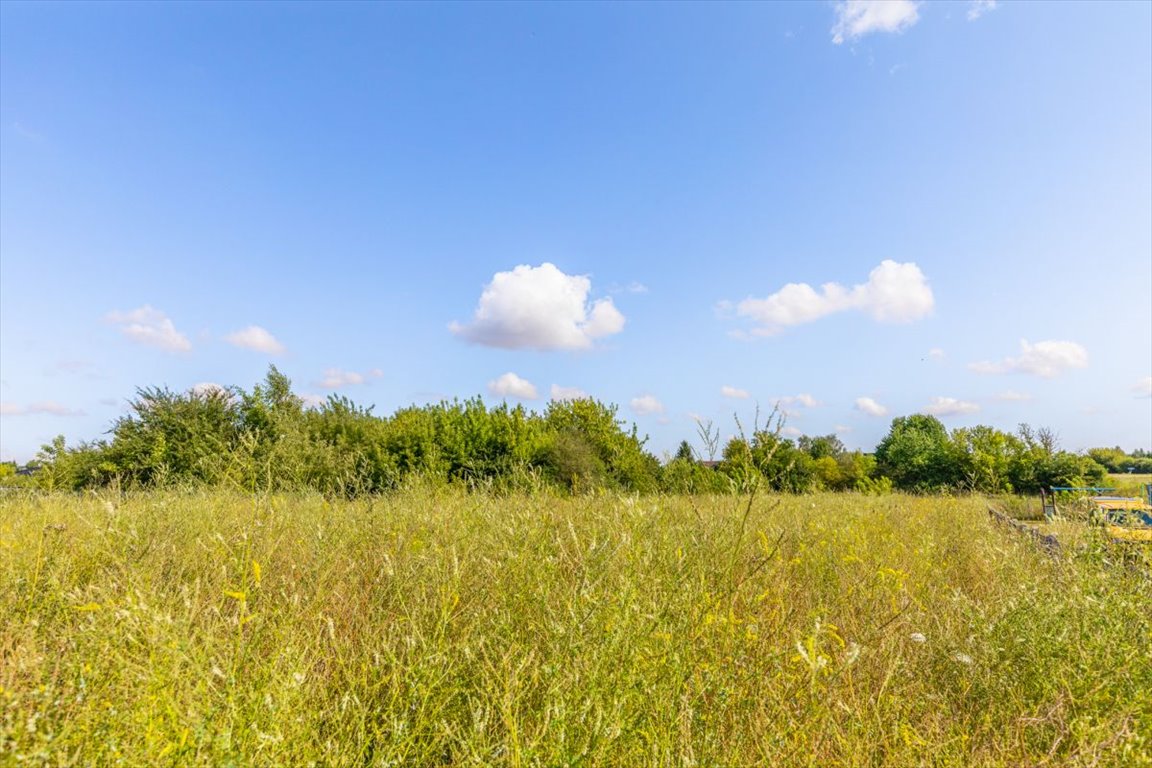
2 0 1150 462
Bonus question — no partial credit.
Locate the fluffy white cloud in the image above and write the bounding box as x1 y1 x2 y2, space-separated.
487 372 539 400
721 385 750 400
994 390 1032 402
734 261 933 336
967 0 997 21
630 394 665 415
224 325 285 355
923 397 980 417
106 305 191 352
317 368 383 389
0 401 84 416
832 1 921 45
855 396 889 417
928 348 945 361
1134 376 1152 398
969 340 1088 378
550 384 588 401
450 263 625 350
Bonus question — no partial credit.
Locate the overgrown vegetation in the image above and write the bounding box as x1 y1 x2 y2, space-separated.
2 490 1147 766
9 367 1120 496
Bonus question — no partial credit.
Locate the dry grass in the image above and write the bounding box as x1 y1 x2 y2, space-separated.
2 488 1149 766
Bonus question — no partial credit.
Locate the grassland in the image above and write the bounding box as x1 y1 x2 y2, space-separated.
2 489 1149 766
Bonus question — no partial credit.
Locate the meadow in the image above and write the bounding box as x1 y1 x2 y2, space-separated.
2 488 1149 767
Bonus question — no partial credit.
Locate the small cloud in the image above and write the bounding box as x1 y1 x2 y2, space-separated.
1134 376 1152 398
488 372 539 400
98 397 119 407
298 393 327 410
317 368 382 389
832 0 921 45
777 393 820 409
11 121 46 142
224 325 285 355
835 424 853 433
994 390 1032 402
451 263 625 351
969 339 1088 378
721 385 750 400
923 396 980 417
927 348 945 361
731 261 933 337
630 394 665 415
0 401 85 417
190 382 228 397
855 397 889 417
550 384 588 401
782 426 803 438
106 305 191 352
967 0 997 21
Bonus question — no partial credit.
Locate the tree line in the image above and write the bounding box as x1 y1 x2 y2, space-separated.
10 367 1122 496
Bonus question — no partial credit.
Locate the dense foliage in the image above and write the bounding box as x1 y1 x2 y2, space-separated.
15 367 1120 496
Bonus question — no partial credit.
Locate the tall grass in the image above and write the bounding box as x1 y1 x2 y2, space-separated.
2 489 1149 766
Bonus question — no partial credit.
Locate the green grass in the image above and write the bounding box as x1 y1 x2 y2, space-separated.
2 489 1149 766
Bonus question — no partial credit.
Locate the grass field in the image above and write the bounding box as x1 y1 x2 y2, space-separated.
2 489 1149 766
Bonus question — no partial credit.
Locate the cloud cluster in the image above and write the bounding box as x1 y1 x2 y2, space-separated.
0 401 85 417
831 0 921 45
106 305 191 352
488 372 539 400
630 394 665 415
225 325 285 355
734 261 933 336
451 263 625 351
923 397 980 417
855 397 889 417
969 340 1088 378
317 368 383 389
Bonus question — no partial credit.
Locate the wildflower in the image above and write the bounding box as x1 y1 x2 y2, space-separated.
953 652 973 665
909 632 927 644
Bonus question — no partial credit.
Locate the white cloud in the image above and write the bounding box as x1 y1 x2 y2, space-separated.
855 397 889 417
721 385 750 400
835 424 853 433
317 368 383 389
190 382 228 397
832 0 921 45
298 393 327 410
969 339 1088 378
224 325 285 355
1135 376 1152 398
734 261 933 336
782 426 803 438
488 372 539 400
967 0 997 21
0 401 85 417
777 393 819 409
994 390 1032 402
550 384 589 401
923 397 980 417
106 305 191 352
630 394 665 415
450 263 625 350
928 348 945 361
